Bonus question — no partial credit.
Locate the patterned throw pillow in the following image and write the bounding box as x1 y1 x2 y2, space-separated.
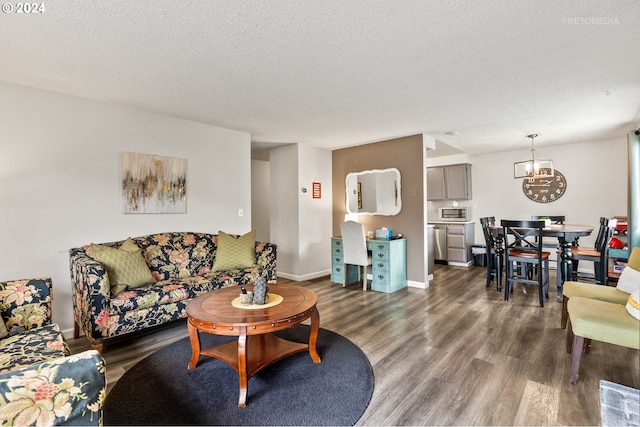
626 290 640 320
212 230 256 272
89 239 155 291
616 265 640 294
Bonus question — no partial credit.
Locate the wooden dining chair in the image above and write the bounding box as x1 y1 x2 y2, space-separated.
339 221 372 291
480 216 498 289
571 217 616 285
501 219 551 307
531 215 565 288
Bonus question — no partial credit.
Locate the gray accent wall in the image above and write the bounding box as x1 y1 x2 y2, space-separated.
332 135 425 285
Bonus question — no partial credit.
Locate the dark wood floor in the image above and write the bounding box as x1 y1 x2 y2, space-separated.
68 264 640 426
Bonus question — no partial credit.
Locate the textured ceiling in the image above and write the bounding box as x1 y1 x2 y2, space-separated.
1 0 639 155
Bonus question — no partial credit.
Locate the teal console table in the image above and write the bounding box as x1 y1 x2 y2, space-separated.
331 237 407 293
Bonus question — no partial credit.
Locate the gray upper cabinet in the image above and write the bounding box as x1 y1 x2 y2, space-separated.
427 164 472 200
426 167 446 200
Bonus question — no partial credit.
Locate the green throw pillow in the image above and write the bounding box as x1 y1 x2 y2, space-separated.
212 230 257 272
89 239 155 291
0 319 7 340
86 237 139 258
120 237 142 252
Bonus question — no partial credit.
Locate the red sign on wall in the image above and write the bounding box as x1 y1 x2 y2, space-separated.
312 182 321 199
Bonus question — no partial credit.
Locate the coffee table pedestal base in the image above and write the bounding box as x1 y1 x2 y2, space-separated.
187 319 321 407
186 285 321 407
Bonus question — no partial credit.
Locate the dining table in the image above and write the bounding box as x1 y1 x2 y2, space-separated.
489 223 594 297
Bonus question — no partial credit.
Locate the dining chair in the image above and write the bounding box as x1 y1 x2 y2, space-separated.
339 221 372 291
501 219 551 307
480 216 498 290
570 217 616 285
531 215 565 284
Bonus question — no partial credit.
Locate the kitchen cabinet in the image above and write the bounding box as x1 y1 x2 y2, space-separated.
447 223 474 266
426 168 446 200
427 164 472 200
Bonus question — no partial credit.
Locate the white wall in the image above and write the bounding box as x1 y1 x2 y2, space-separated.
0 81 252 334
270 144 332 280
297 145 332 279
270 145 299 276
427 137 628 249
251 159 270 242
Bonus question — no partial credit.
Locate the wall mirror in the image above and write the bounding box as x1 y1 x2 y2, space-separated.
346 168 402 216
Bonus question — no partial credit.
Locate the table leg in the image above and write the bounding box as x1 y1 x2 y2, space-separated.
494 233 504 293
555 241 563 298
308 307 321 364
559 238 573 287
237 326 248 408
187 320 201 369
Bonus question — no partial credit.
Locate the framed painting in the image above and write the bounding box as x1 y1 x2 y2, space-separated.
121 152 187 214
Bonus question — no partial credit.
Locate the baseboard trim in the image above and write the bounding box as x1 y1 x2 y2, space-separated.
276 270 331 282
408 279 429 289
448 261 472 267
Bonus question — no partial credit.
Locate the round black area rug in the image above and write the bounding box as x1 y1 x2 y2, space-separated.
104 325 374 426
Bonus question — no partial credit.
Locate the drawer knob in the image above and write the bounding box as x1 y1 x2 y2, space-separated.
377 263 384 268
377 274 384 279
377 253 384 258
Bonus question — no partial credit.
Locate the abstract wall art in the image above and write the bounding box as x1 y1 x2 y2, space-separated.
121 152 187 214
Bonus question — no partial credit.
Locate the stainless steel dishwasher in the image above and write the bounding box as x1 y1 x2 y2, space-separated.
433 224 447 262
427 225 435 275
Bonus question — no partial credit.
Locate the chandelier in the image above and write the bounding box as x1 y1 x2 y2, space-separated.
513 134 554 179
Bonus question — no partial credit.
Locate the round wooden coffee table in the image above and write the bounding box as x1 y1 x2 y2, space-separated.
186 283 321 407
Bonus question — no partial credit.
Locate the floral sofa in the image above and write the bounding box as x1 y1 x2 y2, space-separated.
69 231 277 352
0 277 105 426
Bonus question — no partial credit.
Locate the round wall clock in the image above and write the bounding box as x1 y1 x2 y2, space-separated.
522 170 567 203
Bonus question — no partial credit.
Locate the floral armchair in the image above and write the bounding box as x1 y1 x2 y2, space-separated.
0 277 106 426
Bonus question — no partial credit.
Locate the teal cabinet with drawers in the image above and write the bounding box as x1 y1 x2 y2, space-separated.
331 237 407 293
331 237 357 285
